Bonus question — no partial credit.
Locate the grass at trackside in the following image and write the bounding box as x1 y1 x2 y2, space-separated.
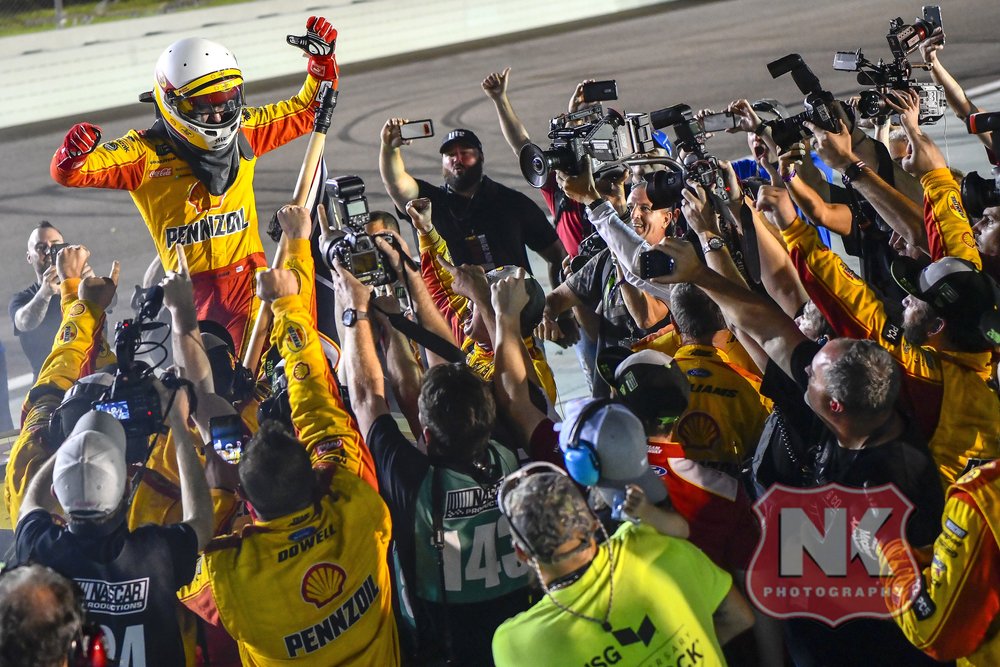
0 0 250 37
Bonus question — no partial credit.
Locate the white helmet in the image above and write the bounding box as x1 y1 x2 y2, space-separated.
153 37 245 152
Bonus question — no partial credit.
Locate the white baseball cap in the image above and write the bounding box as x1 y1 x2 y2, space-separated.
53 411 127 519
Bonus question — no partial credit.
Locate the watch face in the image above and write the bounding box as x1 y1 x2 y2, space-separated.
342 309 356 327
707 237 724 250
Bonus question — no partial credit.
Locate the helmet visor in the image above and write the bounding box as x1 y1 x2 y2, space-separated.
174 85 243 127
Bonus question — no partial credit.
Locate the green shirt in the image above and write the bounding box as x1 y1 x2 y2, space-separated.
492 522 732 667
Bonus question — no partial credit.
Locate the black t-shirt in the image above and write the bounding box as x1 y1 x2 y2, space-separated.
15 510 198 667
366 415 529 665
9 283 62 377
405 176 558 271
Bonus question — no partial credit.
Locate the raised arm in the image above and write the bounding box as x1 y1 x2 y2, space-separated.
806 118 927 252
378 118 421 213
920 28 991 151
777 144 854 237
14 265 59 333
161 382 213 550
258 269 375 485
482 67 530 157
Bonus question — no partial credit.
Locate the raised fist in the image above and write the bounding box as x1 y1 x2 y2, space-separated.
56 122 102 170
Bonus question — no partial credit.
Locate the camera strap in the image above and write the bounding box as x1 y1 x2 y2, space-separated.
369 299 465 364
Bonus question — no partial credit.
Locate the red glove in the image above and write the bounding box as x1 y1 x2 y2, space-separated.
288 16 339 85
55 122 102 171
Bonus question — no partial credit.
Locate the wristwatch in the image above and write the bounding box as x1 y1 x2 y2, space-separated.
841 160 867 186
342 308 369 327
703 236 725 253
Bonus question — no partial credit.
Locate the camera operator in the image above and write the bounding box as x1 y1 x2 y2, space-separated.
10 222 68 378
0 564 91 667
539 179 672 396
379 117 568 290
3 246 114 522
180 268 399 666
492 455 754 666
773 107 1000 486
643 237 944 666
15 377 212 667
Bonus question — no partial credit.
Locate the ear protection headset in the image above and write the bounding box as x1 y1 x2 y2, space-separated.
559 398 615 488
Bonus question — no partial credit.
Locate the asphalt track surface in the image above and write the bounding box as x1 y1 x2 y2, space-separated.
0 0 998 380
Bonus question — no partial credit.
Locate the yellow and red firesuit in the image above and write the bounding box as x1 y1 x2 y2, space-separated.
882 460 1000 666
50 74 329 354
179 291 397 666
782 168 1000 485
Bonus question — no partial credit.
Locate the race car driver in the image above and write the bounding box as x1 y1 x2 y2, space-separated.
50 16 340 356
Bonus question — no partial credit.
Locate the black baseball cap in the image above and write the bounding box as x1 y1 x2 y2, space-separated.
891 256 998 325
596 347 690 423
440 129 483 154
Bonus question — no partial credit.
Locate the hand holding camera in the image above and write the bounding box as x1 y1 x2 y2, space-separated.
331 259 372 311
642 238 701 285
373 230 413 276
802 119 856 171
404 197 434 234
681 181 721 236
78 260 121 311
256 268 300 303
555 157 601 205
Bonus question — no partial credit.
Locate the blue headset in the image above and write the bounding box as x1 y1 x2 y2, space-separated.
560 399 615 487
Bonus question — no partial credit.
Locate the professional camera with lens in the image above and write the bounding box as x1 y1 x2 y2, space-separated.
93 285 174 463
519 94 658 188
320 175 397 287
832 7 945 125
762 54 841 149
649 104 729 201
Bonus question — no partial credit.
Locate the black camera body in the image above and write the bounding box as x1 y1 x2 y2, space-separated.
638 250 675 280
321 175 399 287
650 104 729 202
763 54 841 149
961 168 1000 219
321 231 398 287
48 243 69 266
93 286 169 463
519 104 657 188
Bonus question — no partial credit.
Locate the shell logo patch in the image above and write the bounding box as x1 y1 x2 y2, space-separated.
675 411 722 451
948 193 968 222
69 302 86 317
301 563 347 608
292 362 309 381
58 322 78 345
286 323 307 351
962 231 976 248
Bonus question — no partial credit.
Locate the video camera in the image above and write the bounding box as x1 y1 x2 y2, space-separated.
93 285 176 463
762 54 841 149
649 104 729 202
832 6 945 125
319 175 398 287
519 82 659 188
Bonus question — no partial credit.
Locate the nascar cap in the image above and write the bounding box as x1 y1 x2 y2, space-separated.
53 410 127 519
891 255 1000 329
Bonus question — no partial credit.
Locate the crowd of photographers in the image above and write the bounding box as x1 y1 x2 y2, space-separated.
5 7 1000 667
